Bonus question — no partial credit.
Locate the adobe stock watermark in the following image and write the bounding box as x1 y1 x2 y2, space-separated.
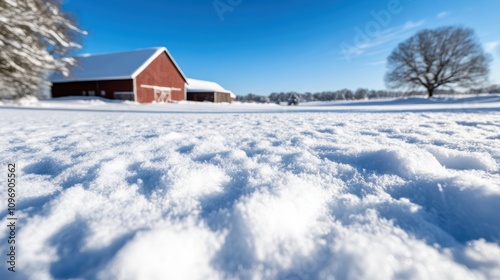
213 0 244 22
340 0 407 62
6 163 17 273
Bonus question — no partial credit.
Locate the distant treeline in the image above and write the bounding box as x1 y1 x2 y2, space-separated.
237 85 500 103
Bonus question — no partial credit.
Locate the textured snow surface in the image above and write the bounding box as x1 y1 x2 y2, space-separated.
1 96 500 280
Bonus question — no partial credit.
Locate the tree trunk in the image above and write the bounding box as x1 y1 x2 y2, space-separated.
427 88 434 98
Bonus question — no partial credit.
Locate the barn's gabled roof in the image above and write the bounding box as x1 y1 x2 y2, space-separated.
51 47 187 83
187 78 234 97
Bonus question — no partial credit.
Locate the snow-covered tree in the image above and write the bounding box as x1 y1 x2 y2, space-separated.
0 0 85 98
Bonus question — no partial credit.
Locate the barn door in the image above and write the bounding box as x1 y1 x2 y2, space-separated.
154 88 171 102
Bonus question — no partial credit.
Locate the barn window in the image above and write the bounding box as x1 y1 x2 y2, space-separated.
89 91 95 96
82 91 87 95
101 90 106 96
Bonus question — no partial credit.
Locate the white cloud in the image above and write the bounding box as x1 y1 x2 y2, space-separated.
485 41 500 54
437 11 450 19
340 20 426 60
403 20 426 30
367 60 386 66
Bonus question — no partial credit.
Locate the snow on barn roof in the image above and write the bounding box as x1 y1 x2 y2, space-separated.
187 78 235 98
51 47 187 83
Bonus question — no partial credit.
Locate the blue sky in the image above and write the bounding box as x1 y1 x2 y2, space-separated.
64 0 500 95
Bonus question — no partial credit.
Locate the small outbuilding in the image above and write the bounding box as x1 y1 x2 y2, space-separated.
186 78 234 103
51 47 187 103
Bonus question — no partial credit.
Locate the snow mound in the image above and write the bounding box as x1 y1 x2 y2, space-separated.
354 147 447 178
427 146 499 172
16 95 39 105
101 219 224 280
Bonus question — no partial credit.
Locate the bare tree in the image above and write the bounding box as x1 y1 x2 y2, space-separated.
385 26 491 97
0 0 85 99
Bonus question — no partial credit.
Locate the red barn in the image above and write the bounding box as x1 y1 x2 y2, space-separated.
51 47 187 103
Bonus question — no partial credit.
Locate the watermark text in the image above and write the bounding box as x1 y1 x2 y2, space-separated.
213 0 244 21
6 163 17 273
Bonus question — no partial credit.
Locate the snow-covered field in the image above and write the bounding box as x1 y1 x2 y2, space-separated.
1 95 499 280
